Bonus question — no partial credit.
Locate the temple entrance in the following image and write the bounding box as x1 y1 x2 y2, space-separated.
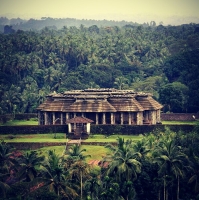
66 116 94 139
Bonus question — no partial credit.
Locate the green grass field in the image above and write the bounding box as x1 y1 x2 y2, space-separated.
35 145 109 163
162 121 197 125
1 119 198 126
1 118 197 165
1 119 38 126
0 134 143 143
1 119 197 163
2 119 199 126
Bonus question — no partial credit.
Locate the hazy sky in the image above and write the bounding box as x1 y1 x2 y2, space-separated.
0 0 199 24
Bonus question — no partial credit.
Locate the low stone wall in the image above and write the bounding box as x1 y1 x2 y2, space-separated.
90 124 195 135
8 141 117 150
0 125 68 134
0 124 196 135
161 113 199 121
81 142 117 146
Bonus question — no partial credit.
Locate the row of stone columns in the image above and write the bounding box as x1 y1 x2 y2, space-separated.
40 111 139 125
39 110 161 125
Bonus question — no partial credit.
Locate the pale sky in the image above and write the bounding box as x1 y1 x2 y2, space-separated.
0 0 199 24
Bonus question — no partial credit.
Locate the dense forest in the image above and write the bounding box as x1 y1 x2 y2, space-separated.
1 129 199 199
0 19 199 114
0 17 146 32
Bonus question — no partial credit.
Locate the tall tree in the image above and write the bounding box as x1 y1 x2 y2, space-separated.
154 140 189 200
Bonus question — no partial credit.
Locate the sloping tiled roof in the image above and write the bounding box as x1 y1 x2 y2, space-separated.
37 89 163 112
108 98 144 112
66 116 94 123
136 96 163 110
37 100 74 111
36 99 53 111
64 100 117 112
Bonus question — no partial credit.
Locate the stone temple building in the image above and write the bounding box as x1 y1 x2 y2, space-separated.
37 88 163 126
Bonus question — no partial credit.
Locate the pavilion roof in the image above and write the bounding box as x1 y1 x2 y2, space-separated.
63 100 116 112
136 96 163 110
108 98 144 112
37 100 74 111
66 116 94 124
37 88 163 112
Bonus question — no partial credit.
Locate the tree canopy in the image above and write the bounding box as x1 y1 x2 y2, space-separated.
0 21 199 114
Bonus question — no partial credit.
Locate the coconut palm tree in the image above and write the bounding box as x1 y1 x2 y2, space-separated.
17 151 45 182
104 137 141 200
64 145 91 199
66 144 90 161
84 171 101 199
38 150 78 199
188 147 199 195
154 140 189 200
0 141 15 197
114 76 129 90
132 138 150 160
0 140 17 174
106 145 141 182
70 160 90 199
0 173 10 198
98 175 120 200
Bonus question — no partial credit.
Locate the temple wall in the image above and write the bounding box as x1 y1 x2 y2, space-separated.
161 113 199 121
149 111 156 124
137 112 143 125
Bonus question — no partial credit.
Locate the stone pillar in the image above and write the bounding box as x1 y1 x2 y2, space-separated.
96 113 99 125
61 113 63 125
156 110 161 123
111 113 114 124
87 123 91 134
68 124 71 133
44 112 48 125
74 112 76 117
65 113 68 125
120 112 123 125
102 113 106 124
81 113 84 117
38 111 41 125
74 123 76 129
150 111 156 124
66 113 69 120
53 112 55 125
137 112 143 125
128 112 132 125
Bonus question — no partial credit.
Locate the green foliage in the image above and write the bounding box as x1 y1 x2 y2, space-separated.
0 23 199 114
1 127 199 199
159 82 189 112
163 49 199 112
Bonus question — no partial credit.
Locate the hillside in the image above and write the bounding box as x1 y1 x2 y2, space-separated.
0 21 199 114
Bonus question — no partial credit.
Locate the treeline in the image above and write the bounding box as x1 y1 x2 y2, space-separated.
0 22 199 114
1 129 199 199
0 17 142 33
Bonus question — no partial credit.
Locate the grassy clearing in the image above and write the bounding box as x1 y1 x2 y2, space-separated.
87 134 143 142
35 146 66 156
2 134 141 162
0 133 66 142
83 145 110 162
35 145 110 163
2 119 198 126
1 119 38 126
0 134 143 143
162 120 197 125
